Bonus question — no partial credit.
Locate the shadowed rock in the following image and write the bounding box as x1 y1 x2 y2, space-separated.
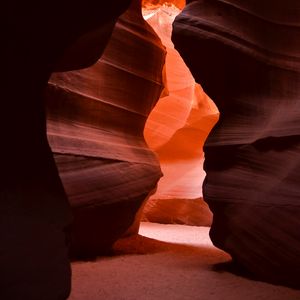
173 0 300 288
1 1 130 298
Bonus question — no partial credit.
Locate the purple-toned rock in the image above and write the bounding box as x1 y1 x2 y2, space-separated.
173 0 300 287
46 1 166 258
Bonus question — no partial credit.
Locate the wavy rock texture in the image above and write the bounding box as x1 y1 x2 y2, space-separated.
172 0 300 287
142 4 219 226
46 1 166 258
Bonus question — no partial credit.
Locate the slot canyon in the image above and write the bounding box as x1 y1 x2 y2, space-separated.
1 0 300 299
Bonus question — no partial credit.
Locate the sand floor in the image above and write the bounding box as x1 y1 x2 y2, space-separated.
69 222 300 300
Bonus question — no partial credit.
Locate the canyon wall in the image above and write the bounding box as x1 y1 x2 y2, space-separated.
47 1 166 258
3 0 299 295
1 1 131 299
173 0 300 287
142 4 218 226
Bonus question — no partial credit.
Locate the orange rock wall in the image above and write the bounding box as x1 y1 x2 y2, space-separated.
142 4 219 225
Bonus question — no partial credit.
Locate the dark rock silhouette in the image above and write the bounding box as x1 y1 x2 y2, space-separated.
1 1 130 299
172 0 300 288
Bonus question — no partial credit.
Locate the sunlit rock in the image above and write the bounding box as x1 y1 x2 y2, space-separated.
143 0 186 9
173 0 300 287
142 3 218 226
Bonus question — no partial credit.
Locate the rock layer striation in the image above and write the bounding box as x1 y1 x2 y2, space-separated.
142 3 218 226
47 1 166 258
173 0 300 287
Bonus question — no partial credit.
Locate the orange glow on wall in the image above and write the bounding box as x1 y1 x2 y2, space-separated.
142 3 219 224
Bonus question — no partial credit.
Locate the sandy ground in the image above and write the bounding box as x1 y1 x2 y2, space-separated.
69 222 300 300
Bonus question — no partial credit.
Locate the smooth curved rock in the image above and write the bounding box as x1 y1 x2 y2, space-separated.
47 1 166 258
142 3 218 226
173 0 300 287
1 1 130 298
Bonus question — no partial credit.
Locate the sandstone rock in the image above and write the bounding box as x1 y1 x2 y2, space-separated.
47 1 166 258
173 0 300 287
143 0 186 9
142 4 218 226
142 197 213 226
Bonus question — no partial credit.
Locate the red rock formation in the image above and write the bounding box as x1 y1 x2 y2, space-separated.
173 0 300 287
46 1 166 258
142 4 218 225
1 1 130 298
143 0 186 9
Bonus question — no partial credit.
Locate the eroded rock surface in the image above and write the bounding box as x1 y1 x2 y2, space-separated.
47 1 166 258
173 0 300 287
142 4 218 226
